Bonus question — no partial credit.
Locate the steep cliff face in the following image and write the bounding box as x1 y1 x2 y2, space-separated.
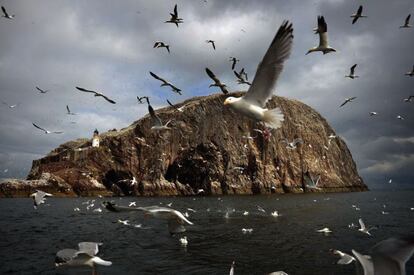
24 92 367 197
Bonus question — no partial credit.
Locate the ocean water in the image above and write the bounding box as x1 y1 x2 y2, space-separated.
0 190 413 275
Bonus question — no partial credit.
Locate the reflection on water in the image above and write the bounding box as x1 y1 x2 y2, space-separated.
0 190 413 274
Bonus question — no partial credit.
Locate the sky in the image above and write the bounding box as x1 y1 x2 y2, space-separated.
0 0 413 187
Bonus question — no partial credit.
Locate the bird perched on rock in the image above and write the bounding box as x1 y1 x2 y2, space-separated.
306 16 336 55
205 68 228 94
149 71 182 95
351 5 367 24
165 4 183 27
153 41 170 53
224 21 293 129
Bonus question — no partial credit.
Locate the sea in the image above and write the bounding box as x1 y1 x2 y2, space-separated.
0 189 413 275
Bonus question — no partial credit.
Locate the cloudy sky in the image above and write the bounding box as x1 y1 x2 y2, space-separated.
0 0 413 187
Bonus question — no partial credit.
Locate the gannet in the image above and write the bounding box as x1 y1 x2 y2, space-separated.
306 16 336 55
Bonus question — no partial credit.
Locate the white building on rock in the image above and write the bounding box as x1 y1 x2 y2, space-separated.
92 129 100 148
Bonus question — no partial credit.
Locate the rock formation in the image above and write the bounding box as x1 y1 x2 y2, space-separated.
2 92 367 197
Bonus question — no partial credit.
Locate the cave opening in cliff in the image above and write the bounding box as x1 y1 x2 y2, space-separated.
102 170 133 195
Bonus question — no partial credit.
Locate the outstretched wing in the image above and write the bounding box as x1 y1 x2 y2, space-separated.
76 86 97 94
148 104 162 126
149 71 168 85
99 94 116 104
317 16 329 47
2 6 9 17
359 218 366 230
205 67 219 84
242 21 293 107
405 14 411 25
350 64 357 74
78 242 102 256
32 123 47 133
357 5 363 16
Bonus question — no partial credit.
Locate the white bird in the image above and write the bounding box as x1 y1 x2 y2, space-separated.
271 211 280 217
340 97 357 107
370 112 378 116
55 242 112 274
306 16 336 55
352 234 414 275
229 261 235 275
280 138 303 149
32 123 63 134
139 206 193 234
74 207 80 212
397 115 404 120
351 5 367 24
345 64 359 79
358 218 376 236
405 65 414 77
331 249 356 265
268 272 288 275
30 190 52 208
242 228 253 233
388 179 393 184
148 103 171 131
129 202 136 207
257 205 266 213
400 14 412 28
381 211 389 215
2 101 19 109
403 96 413 102
179 236 188 246
118 219 130 226
317 227 332 233
196 189 205 195
243 211 249 216
223 21 293 129
93 208 102 213
1 6 14 19
304 173 321 190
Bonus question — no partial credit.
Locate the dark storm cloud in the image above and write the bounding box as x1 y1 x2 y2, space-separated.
0 0 413 186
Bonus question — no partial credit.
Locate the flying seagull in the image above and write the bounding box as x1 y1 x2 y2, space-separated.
30 190 52 208
2 101 19 108
66 105 76 115
167 99 185 112
345 64 359 79
36 86 49 94
32 123 63 134
137 96 149 104
55 242 112 274
229 57 239 70
148 103 171 131
149 72 182 95
370 112 378 116
352 234 414 275
234 70 251 86
153 41 170 53
340 97 357 107
165 4 183 27
358 218 376 236
76 87 116 104
306 16 336 55
205 68 229 95
304 173 321 190
280 138 303 149
397 115 404 120
1 6 14 19
400 14 411 28
206 40 216 50
405 65 414 77
403 96 414 102
351 5 367 24
330 249 356 265
224 21 293 129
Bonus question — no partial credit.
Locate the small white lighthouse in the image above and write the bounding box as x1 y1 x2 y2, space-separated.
92 129 100 148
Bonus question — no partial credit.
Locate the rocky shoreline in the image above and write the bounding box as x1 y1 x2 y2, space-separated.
1 93 368 198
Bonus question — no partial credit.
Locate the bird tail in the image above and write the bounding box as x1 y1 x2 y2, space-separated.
92 256 112 266
263 107 284 129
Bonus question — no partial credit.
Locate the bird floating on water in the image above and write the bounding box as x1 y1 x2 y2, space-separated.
165 4 183 27
179 236 188 246
352 234 414 275
1 6 14 19
206 40 216 50
400 14 411 28
205 67 229 94
351 5 367 24
224 21 293 129
153 41 170 53
32 123 63 134
76 87 116 104
149 72 182 95
30 190 52 208
340 97 357 107
306 16 336 55
345 64 359 79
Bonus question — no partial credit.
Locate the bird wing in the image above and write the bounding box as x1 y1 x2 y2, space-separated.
2 6 8 17
242 21 293 107
357 5 363 16
352 250 374 275
148 104 162 126
205 68 220 85
172 209 193 225
212 41 216 50
293 138 303 146
78 242 102 256
231 59 236 70
405 14 411 25
317 16 329 48
352 16 359 24
76 86 97 94
55 249 78 264
234 70 242 80
99 94 116 104
350 64 357 74
371 235 414 268
149 71 168 85
66 105 70 113
168 84 182 95
173 4 178 17
36 86 46 93
32 123 47 133
340 99 350 107
359 218 366 230
337 253 355 265
52 131 64 134
153 42 160 48
167 99 174 107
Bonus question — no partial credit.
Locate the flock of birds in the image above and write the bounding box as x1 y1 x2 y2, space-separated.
1 2 414 275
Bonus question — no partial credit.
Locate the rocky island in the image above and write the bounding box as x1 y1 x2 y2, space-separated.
0 92 367 197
